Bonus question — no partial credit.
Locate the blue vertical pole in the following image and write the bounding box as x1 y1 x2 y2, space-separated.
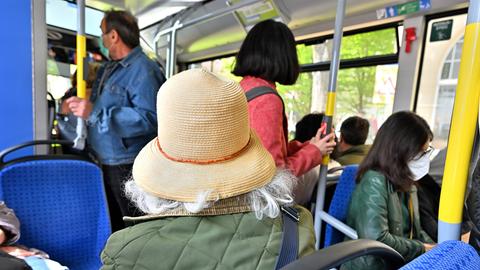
314 0 347 249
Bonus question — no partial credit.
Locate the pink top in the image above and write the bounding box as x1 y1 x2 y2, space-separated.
240 76 323 177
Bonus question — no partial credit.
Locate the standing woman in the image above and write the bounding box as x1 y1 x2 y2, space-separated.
232 19 335 177
342 111 436 270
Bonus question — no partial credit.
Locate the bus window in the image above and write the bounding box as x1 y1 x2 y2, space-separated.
279 64 397 142
280 27 400 141
188 26 400 141
47 59 76 99
416 13 467 149
298 28 398 65
190 56 241 82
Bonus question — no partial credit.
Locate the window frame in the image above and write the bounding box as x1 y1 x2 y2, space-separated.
413 7 468 112
184 22 402 71
298 22 401 73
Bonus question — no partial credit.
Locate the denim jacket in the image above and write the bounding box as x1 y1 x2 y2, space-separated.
87 47 165 165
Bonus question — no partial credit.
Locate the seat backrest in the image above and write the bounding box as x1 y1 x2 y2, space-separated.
0 159 111 270
324 165 358 247
400 240 480 269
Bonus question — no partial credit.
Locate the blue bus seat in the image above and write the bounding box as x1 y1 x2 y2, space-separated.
324 165 359 248
400 240 480 269
0 141 111 270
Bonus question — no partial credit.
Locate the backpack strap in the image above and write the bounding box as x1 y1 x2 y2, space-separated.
0 250 32 270
245 86 289 143
275 206 299 269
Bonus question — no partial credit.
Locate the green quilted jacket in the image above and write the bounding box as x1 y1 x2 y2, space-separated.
342 170 434 270
101 206 315 270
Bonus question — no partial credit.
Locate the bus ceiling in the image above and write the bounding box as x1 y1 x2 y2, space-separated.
79 0 468 62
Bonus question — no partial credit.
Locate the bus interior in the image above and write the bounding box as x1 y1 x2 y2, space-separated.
1 0 479 269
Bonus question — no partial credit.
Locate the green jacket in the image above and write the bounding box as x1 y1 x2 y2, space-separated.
101 206 315 270
334 144 371 165
342 170 434 270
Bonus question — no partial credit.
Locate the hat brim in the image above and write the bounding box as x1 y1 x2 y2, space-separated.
132 131 276 202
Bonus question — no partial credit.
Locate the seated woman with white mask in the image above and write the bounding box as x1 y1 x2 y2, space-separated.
341 111 436 270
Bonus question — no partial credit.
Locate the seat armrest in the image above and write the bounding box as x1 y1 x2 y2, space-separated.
281 239 405 270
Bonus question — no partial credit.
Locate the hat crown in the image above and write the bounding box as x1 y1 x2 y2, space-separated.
157 69 250 161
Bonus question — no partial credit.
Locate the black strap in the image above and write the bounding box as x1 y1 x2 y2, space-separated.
275 206 299 270
245 86 289 143
0 250 32 270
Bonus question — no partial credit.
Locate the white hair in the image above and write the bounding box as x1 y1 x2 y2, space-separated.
124 170 296 220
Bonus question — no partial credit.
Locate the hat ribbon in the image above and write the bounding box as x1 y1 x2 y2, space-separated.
156 137 251 165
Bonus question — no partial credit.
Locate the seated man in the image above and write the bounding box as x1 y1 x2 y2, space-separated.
0 201 67 270
101 69 316 269
332 116 370 165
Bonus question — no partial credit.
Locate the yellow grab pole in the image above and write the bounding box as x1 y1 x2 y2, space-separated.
438 0 480 242
73 0 87 150
77 35 87 99
322 92 337 165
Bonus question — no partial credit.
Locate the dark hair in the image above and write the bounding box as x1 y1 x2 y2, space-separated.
294 113 325 143
356 111 433 191
232 19 299 85
340 116 369 145
103 10 139 49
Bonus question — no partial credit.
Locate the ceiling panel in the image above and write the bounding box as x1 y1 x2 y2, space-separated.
84 0 468 62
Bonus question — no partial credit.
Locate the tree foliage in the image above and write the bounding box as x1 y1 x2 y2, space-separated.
335 29 397 120
281 28 397 130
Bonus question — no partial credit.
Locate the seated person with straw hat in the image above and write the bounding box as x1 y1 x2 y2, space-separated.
100 69 316 270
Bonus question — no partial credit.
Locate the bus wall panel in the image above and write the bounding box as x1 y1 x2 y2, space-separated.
0 0 33 156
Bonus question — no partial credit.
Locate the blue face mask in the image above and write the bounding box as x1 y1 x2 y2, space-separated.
408 153 430 181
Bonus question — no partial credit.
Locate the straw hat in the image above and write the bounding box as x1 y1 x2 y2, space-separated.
132 68 276 202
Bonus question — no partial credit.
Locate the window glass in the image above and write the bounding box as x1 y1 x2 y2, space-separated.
189 56 241 82
336 64 397 132
455 41 463 59
298 28 398 65
278 72 314 137
278 64 398 142
47 59 75 99
48 75 71 100
341 28 398 59
441 63 450 79
452 62 460 79
46 0 104 37
189 27 399 141
416 14 467 149
296 42 329 65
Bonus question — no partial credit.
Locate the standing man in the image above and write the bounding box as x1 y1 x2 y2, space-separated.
67 10 165 231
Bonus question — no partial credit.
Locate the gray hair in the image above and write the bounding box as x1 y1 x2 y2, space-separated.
124 170 296 220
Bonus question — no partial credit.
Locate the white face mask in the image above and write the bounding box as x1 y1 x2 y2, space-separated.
407 153 430 181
